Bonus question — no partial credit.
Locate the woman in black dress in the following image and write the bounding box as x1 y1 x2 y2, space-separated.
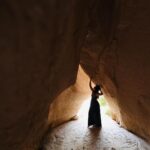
88 79 103 127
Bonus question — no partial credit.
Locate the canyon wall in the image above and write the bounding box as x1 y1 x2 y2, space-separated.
48 66 90 128
0 1 90 150
1 0 150 149
81 0 150 141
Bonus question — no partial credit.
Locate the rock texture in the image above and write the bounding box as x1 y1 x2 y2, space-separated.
43 101 150 150
81 0 150 141
1 0 150 149
0 1 89 150
48 66 90 128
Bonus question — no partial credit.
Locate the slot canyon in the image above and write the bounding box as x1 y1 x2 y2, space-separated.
1 0 150 150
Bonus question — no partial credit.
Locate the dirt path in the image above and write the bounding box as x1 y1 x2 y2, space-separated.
42 100 150 150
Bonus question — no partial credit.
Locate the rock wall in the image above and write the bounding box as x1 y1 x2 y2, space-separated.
48 66 90 128
81 0 150 141
0 1 90 150
1 0 150 149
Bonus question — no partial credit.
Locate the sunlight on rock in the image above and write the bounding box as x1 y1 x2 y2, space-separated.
43 97 150 150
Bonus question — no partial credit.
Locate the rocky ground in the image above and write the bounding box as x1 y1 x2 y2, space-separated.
42 99 150 150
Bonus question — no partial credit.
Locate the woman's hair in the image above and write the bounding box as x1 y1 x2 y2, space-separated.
94 85 100 92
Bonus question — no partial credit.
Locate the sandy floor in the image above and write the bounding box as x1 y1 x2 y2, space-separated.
42 100 150 150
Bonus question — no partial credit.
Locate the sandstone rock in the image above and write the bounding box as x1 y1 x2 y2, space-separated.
81 0 150 141
0 1 89 149
48 66 90 128
1 0 150 149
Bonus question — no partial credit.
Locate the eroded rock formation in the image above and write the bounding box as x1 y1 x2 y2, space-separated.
48 66 90 128
81 0 150 141
0 1 90 149
1 0 150 150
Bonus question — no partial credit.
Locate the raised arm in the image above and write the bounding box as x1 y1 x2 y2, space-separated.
89 79 94 91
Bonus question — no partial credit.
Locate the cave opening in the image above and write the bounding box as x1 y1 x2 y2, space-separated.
44 66 150 150
76 66 111 128
77 94 111 126
76 75 110 122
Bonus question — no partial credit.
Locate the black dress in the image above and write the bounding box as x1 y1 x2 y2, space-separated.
88 92 101 127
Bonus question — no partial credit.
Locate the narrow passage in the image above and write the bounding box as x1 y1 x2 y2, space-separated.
43 99 150 150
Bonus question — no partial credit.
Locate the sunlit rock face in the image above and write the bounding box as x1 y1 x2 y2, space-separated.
0 1 89 150
48 66 90 128
81 0 150 141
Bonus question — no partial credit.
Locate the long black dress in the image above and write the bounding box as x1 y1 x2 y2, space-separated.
88 92 101 127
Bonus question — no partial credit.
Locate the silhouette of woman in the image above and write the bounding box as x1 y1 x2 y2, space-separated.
88 79 103 127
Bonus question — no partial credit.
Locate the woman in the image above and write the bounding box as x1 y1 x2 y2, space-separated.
88 79 103 127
